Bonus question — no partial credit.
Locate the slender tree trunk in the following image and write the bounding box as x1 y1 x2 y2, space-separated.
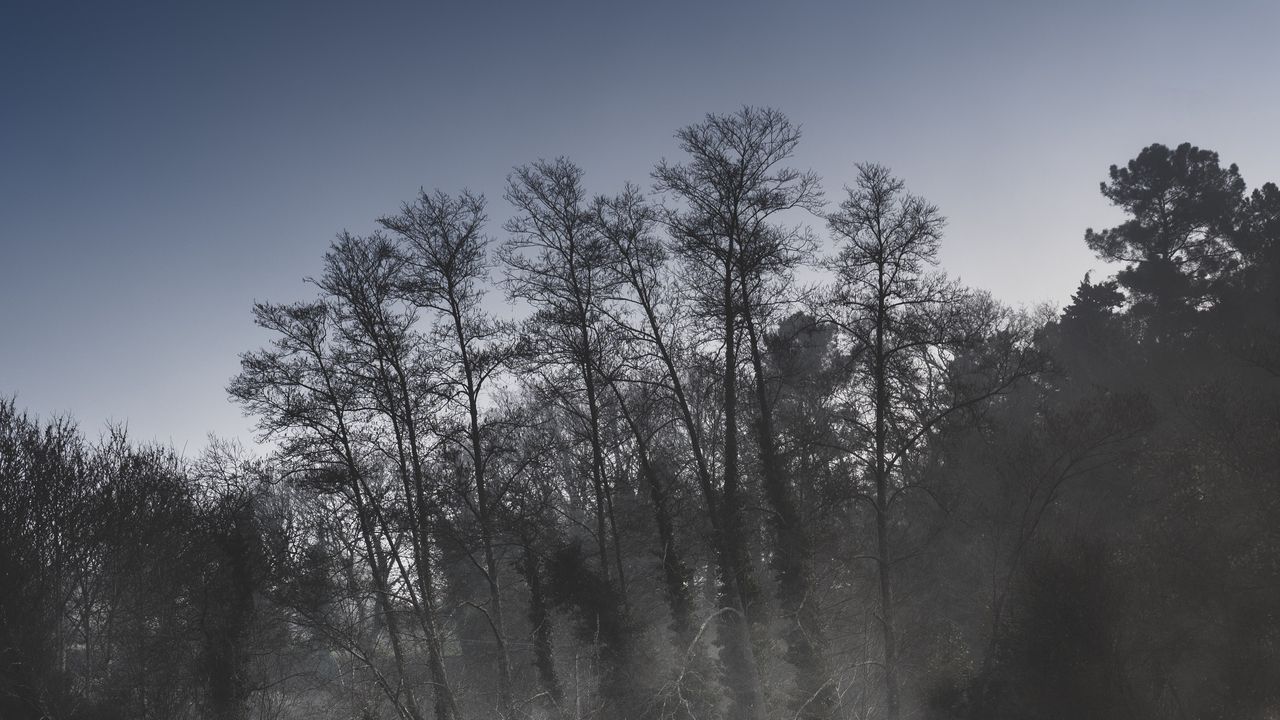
451 298 513 715
350 471 425 720
325 375 426 720
356 321 459 720
610 381 694 641
475 497 513 715
603 462 629 610
740 279 833 719
380 394 459 720
380 363 459 720
634 280 717 518
414 532 458 720
719 247 767 720
581 351 618 591
873 270 901 720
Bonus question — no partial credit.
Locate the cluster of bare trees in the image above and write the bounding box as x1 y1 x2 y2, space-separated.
5 111 1280 720
222 106 1033 720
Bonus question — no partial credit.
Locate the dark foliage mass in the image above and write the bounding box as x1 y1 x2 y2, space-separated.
4 110 1279 720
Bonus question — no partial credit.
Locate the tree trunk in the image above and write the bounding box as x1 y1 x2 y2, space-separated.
610 382 694 642
350 473 425 720
451 295 513 716
581 351 618 592
740 282 833 719
873 272 901 720
386 367 461 720
718 248 767 720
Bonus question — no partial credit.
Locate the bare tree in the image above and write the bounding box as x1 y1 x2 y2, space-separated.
229 300 430 720
501 157 637 712
826 164 1034 720
502 159 625 592
653 105 824 720
380 190 516 718
315 233 462 720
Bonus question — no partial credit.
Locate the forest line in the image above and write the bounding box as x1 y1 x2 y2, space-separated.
4 107 1279 720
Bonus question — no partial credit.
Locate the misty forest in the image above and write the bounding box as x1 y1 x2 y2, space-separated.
5 107 1280 720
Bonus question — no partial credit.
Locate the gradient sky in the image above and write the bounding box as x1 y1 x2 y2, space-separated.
3 0 1279 453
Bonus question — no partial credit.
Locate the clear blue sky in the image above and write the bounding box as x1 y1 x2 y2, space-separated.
3 0 1278 452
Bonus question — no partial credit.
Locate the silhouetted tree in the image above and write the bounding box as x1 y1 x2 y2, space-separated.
381 189 514 718
230 301 430 720
503 159 624 590
654 106 825 720
1084 142 1246 331
826 163 1034 720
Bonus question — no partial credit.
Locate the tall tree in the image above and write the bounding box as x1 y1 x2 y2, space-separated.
229 301 430 720
502 159 628 585
653 105 822 720
591 187 697 644
380 189 515 717
501 158 633 710
827 164 1033 720
315 232 461 720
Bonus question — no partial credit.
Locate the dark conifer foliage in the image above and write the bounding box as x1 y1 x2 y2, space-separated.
4 114 1280 720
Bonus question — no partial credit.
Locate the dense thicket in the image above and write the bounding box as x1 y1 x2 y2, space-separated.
4 110 1279 720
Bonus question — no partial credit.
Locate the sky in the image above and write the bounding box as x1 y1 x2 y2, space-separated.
3 0 1279 454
